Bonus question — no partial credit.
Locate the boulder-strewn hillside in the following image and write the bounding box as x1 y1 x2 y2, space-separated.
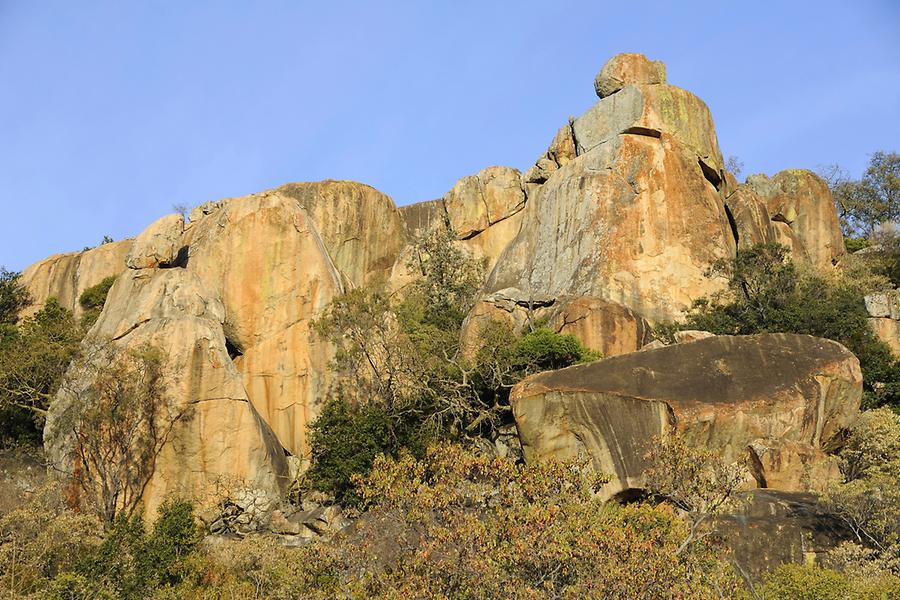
21 53 855 527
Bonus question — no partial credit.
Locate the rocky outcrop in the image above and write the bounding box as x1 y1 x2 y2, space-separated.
43 268 290 523
746 170 845 268
31 52 863 528
510 334 862 498
487 133 735 324
126 214 185 269
181 190 343 457
18 240 132 319
594 52 666 99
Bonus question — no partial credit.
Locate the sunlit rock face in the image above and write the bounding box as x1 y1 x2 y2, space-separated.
32 52 850 522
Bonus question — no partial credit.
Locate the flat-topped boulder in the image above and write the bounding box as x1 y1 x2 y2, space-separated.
511 334 862 498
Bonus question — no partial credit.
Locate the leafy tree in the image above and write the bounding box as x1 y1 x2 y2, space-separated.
0 298 83 444
345 445 741 598
821 408 900 555
824 151 900 237
0 267 30 326
69 499 199 599
305 397 429 507
666 243 900 410
406 227 484 330
59 344 191 525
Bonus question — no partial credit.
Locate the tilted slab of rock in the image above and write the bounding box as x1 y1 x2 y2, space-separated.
510 334 861 498
126 213 185 269
18 240 132 319
486 132 735 323
44 268 289 521
746 170 844 268
724 186 779 249
182 190 343 456
444 166 526 239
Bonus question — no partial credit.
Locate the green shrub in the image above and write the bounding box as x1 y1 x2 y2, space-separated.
0 298 83 446
845 236 871 253
74 499 199 599
757 564 849 600
305 397 430 507
78 275 116 328
511 326 600 370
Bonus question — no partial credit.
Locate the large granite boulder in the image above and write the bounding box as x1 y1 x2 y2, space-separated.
510 334 862 498
444 166 526 239
43 268 289 523
18 240 132 319
746 170 845 268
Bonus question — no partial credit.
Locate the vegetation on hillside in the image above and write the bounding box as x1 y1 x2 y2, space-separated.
657 242 900 410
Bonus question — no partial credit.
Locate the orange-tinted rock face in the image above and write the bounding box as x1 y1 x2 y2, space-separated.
18 240 132 319
594 52 666 98
182 191 343 457
746 170 845 268
486 133 735 324
44 268 289 525
511 334 861 498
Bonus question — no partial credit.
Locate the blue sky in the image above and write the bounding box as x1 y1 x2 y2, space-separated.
1 0 898 271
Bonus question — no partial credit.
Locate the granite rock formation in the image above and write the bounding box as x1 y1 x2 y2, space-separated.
27 53 852 525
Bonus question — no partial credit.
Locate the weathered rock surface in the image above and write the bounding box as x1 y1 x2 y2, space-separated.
126 214 185 269
182 190 343 457
511 334 861 498
486 133 735 324
864 290 900 357
278 180 406 287
724 186 779 249
444 167 525 239
747 438 842 492
18 240 132 319
746 170 845 268
594 52 666 99
44 268 289 523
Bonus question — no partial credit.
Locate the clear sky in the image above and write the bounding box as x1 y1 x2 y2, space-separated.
1 0 898 271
